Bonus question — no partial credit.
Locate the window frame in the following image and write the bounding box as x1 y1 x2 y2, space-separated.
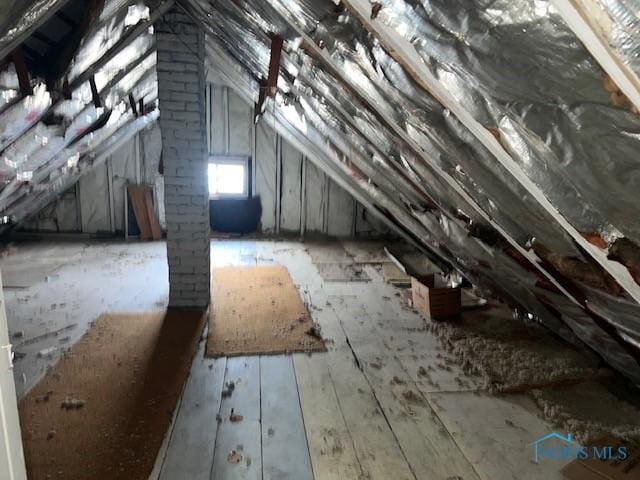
207 155 250 200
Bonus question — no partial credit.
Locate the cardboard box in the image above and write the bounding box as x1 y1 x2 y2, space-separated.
411 274 461 321
562 437 640 480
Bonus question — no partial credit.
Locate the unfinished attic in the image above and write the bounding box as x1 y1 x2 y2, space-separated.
3 0 640 479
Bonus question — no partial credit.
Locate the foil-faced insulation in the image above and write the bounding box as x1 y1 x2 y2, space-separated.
0 0 158 228
3 0 640 384
69 0 150 81
0 0 70 59
586 0 640 79
193 0 640 384
374 0 640 247
0 84 51 152
0 64 19 113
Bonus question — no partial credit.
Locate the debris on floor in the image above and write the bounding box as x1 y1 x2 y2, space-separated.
227 450 242 464
340 240 392 264
35 391 53 403
305 242 353 264
401 390 427 406
369 360 383 370
37 347 57 358
531 381 640 445
221 381 235 398
426 305 604 393
61 397 85 410
305 324 323 341
229 409 243 423
315 263 371 283
20 323 78 347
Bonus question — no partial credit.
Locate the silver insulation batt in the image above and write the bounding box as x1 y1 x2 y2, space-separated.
0 0 158 225
190 0 640 384
0 0 70 58
3 0 640 384
591 0 640 78
378 0 640 246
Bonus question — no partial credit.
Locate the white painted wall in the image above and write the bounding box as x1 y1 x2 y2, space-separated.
0 271 27 480
19 127 165 235
19 83 387 238
206 82 388 237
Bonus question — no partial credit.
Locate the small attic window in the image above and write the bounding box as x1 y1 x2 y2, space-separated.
208 156 248 199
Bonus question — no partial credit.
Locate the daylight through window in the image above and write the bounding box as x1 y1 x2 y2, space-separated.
207 157 248 198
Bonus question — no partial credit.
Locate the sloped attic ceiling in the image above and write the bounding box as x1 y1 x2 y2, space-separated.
0 0 166 226
177 0 640 385
2 0 640 386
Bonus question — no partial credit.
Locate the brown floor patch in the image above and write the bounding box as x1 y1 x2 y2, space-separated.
206 265 326 357
19 310 206 480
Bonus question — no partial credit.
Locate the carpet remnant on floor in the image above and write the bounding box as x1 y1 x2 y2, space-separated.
426 304 605 393
315 262 371 282
206 265 326 357
19 310 206 480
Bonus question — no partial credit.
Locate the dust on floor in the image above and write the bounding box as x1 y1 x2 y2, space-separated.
421 300 640 449
426 304 605 393
314 263 371 282
531 381 640 445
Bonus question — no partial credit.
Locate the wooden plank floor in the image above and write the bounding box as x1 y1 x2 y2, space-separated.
211 357 262 480
260 355 314 480
149 240 570 480
4 239 569 480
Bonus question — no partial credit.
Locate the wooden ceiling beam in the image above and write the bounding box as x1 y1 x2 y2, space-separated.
242 0 582 307
254 33 283 122
10 47 32 97
54 10 80 29
550 0 640 114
